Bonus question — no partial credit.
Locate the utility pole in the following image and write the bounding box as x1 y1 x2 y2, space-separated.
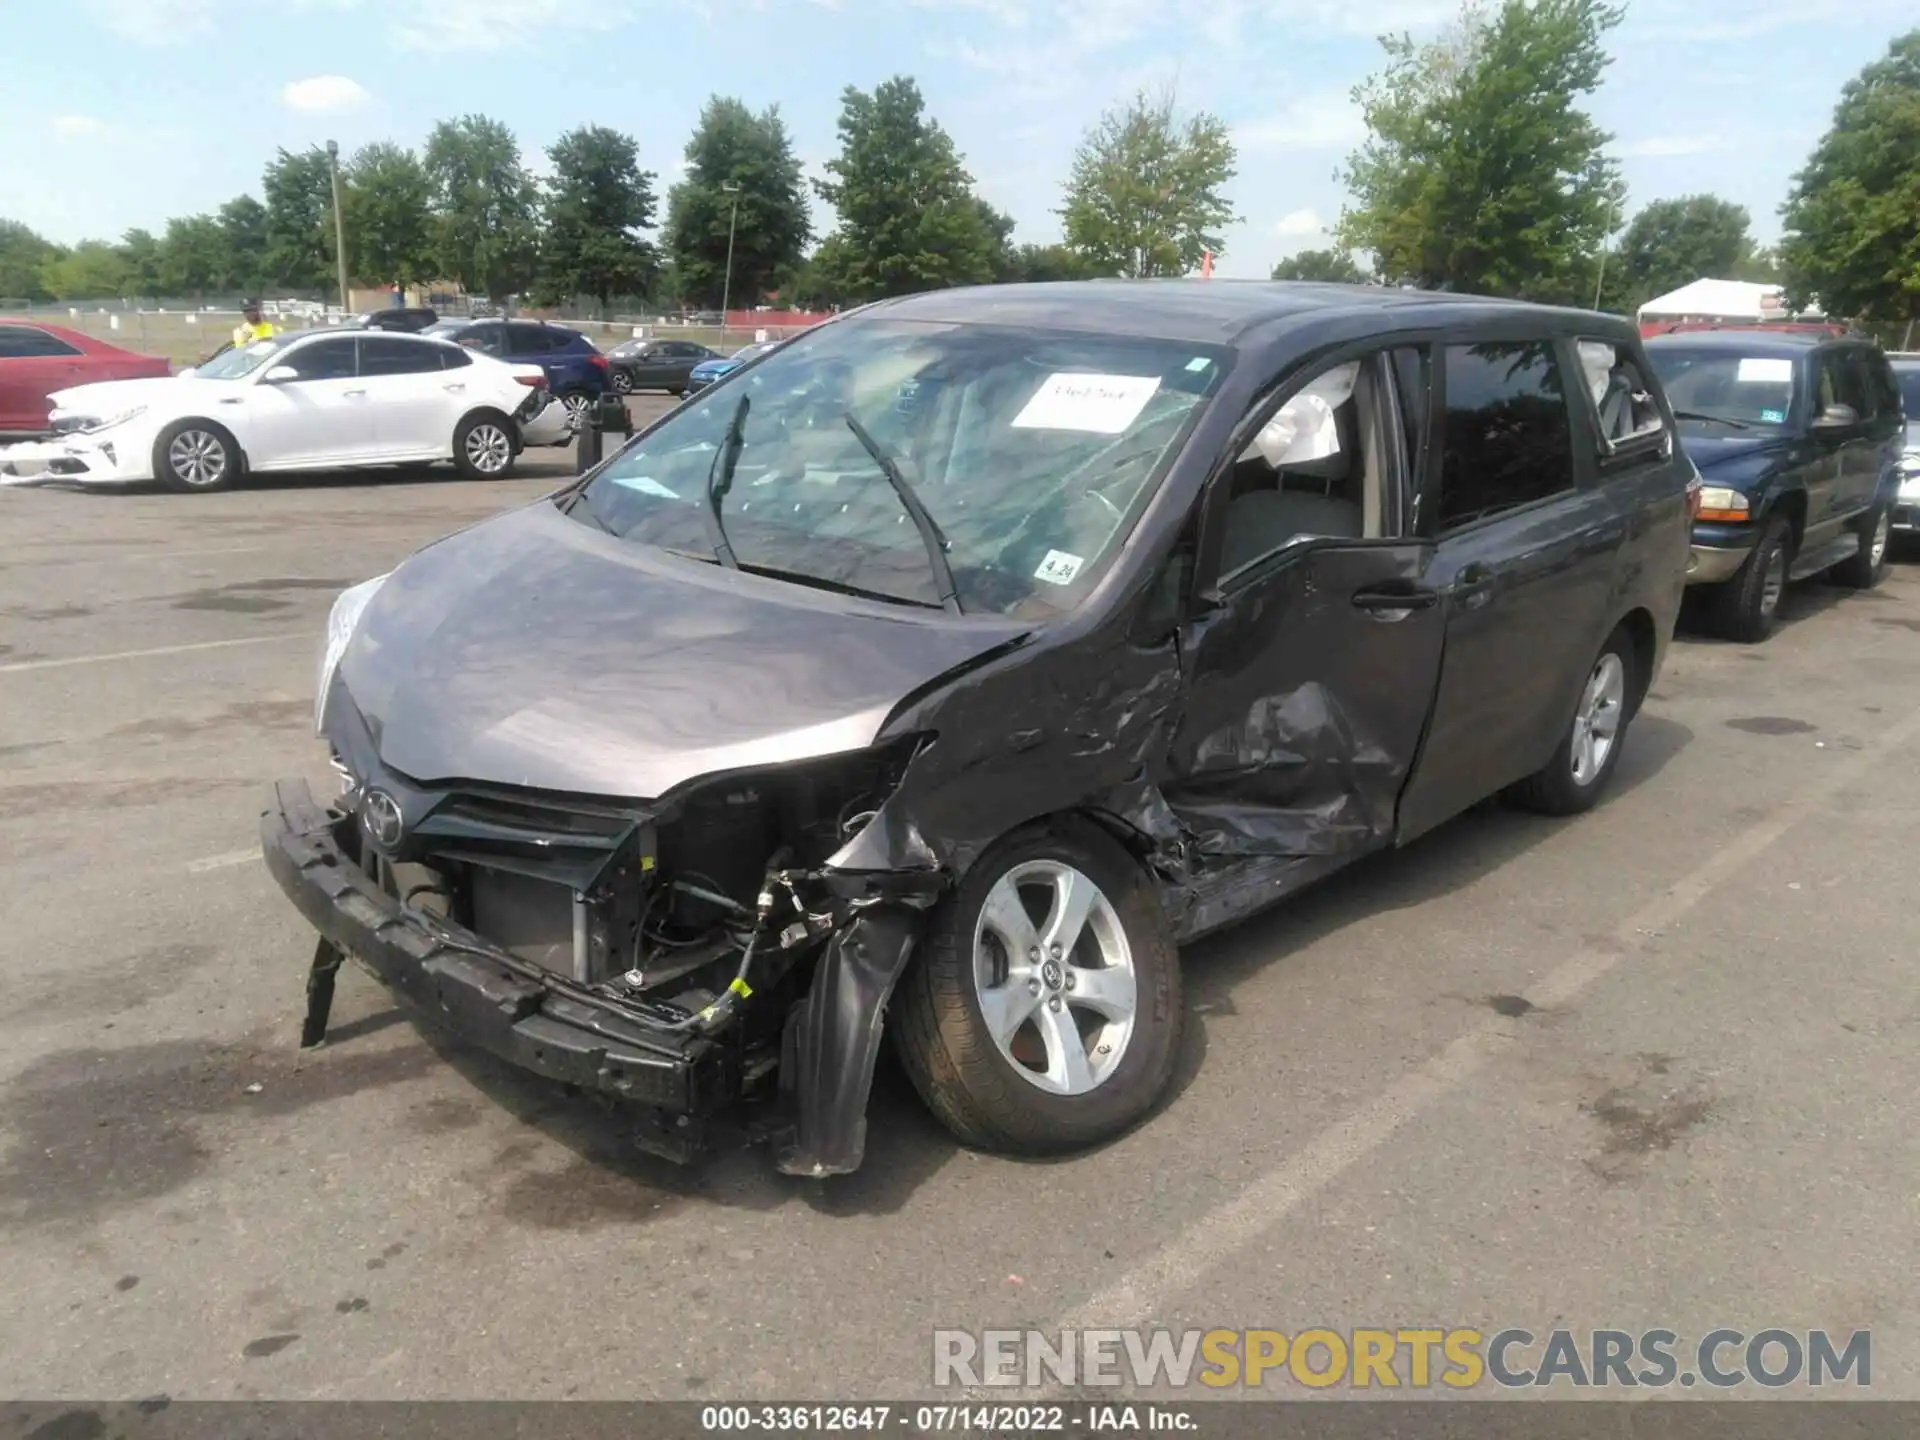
719 181 741 338
326 139 350 315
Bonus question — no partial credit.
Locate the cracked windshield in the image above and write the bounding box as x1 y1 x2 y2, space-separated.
572 320 1227 616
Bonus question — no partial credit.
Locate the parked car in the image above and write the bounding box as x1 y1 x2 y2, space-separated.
605 337 721 395
265 280 1692 1179
422 318 612 429
1645 331 1904 641
353 307 440 333
1889 352 1920 544
684 339 783 395
0 321 171 437
0 329 568 492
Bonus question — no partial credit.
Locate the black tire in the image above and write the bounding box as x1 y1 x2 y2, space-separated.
1504 625 1637 817
558 390 592 433
892 818 1182 1156
611 369 634 394
452 410 516 479
1829 502 1890 590
151 419 241 493
1705 514 1792 643
670 384 686 397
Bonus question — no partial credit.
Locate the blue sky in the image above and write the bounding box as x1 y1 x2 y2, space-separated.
2 0 1913 279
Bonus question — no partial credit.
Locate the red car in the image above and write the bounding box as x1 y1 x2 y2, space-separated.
0 320 171 436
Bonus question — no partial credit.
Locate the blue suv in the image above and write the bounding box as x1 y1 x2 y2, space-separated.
425 319 611 430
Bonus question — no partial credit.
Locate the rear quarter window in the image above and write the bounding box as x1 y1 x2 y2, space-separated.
1436 340 1575 530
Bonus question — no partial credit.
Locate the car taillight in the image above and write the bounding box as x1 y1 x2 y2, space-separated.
513 373 544 386
589 353 610 372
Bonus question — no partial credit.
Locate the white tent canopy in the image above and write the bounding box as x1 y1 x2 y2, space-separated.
1637 277 1821 321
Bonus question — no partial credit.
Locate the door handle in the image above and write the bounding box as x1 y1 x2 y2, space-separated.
443 383 466 392
1351 585 1440 614
343 387 367 397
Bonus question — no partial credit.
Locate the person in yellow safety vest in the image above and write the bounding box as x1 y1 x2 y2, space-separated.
232 299 277 349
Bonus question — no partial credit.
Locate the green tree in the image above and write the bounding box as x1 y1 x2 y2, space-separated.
423 115 540 301
975 198 1019 281
1060 88 1238 277
1271 248 1368 282
262 146 337 292
43 241 130 300
665 98 812 311
345 142 436 291
1779 29 1920 324
0 219 61 302
1008 243 1097 284
538 124 658 311
157 215 224 298
118 228 164 301
812 76 1002 302
216 195 270 294
1337 0 1626 303
1601 195 1754 312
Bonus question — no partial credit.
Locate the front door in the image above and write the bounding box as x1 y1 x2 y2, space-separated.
1394 336 1622 843
1163 348 1444 878
238 335 373 467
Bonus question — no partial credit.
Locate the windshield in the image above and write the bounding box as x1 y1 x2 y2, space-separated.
1647 349 1796 428
570 317 1227 617
194 337 288 380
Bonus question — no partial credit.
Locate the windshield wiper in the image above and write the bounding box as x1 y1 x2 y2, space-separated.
843 410 962 615
1671 409 1753 430
702 394 749 569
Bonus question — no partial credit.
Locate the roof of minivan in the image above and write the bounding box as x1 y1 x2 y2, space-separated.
864 279 1609 346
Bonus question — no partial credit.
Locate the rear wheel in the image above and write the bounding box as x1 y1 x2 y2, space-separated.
1830 503 1890 590
453 411 515 479
1505 627 1636 816
559 391 592 432
892 820 1182 1156
152 420 240 493
611 369 634 394
1706 514 1792 643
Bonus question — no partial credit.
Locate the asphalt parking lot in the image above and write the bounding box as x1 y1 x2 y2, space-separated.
3 416 1919 1401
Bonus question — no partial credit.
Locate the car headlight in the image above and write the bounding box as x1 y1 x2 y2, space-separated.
314 574 389 734
81 405 147 434
1695 486 1750 522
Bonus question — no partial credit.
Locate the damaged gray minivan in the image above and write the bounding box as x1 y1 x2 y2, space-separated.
263 281 1694 1177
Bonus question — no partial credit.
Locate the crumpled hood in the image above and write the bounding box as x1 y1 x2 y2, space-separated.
336 501 1028 798
1679 432 1796 475
48 375 198 417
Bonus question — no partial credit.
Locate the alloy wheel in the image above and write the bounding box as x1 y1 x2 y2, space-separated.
1759 544 1787 616
1569 651 1626 787
168 429 227 488
464 422 511 475
563 394 591 432
1870 511 1891 567
612 370 634 394
971 860 1138 1096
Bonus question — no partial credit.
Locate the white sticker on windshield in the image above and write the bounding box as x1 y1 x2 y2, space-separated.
1737 357 1793 384
1012 373 1162 434
1033 549 1086 586
608 473 677 498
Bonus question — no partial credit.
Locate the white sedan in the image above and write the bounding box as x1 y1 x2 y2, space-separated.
0 328 572 492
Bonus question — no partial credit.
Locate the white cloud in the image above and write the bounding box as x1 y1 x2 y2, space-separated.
80 0 213 43
281 75 373 113
52 114 112 137
1272 207 1325 238
1234 91 1365 152
1617 134 1731 158
383 0 637 49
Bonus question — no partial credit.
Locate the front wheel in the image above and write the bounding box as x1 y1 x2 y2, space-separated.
1705 514 1792 643
152 420 240 493
1504 628 1636 816
1830 503 1890 590
892 820 1182 1156
453 412 515 479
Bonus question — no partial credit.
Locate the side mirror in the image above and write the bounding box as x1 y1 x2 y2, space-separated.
1812 403 1859 431
261 365 300 384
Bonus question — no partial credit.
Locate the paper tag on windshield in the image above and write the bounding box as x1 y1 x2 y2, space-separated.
1737 357 1793 384
1033 549 1085 586
608 473 677 499
1012 374 1161 434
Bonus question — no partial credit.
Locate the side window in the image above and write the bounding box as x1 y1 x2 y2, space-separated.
0 325 83 357
437 344 472 370
506 323 552 354
358 336 441 377
278 338 358 381
459 324 503 355
1436 340 1574 531
1818 352 1868 416
1842 350 1885 420
1390 346 1430 528
1216 351 1399 576
1573 338 1667 452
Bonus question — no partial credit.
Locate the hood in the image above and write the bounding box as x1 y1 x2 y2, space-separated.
336 501 1029 799
690 358 732 377
48 375 196 417
1677 431 1797 476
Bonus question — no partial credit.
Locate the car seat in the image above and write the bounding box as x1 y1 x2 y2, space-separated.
1221 384 1365 572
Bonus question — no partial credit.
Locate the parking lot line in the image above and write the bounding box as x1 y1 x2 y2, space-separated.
0 635 301 675
1052 694 1920 1334
186 848 260 873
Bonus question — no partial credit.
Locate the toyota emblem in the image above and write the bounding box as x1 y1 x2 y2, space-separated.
361 788 405 850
